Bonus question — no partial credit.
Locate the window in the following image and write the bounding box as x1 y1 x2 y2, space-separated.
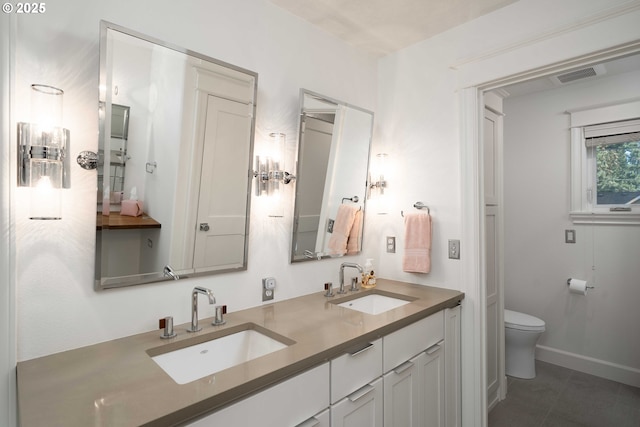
569 101 640 224
585 119 640 207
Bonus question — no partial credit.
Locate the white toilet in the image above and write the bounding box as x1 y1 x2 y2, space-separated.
504 309 545 379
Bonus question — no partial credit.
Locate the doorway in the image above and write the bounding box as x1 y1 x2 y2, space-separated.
459 40 640 427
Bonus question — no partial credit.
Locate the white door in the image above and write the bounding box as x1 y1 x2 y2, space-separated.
483 107 505 410
331 378 383 427
383 354 422 427
193 94 251 271
421 342 445 427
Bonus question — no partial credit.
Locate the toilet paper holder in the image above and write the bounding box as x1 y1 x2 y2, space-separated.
566 278 595 290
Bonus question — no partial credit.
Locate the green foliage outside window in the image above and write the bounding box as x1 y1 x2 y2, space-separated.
596 140 640 204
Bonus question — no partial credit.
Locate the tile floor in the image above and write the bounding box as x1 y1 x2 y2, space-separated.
488 360 640 427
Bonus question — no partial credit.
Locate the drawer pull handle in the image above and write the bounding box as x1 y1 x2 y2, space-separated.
295 417 320 427
349 342 374 357
393 360 415 374
426 341 443 355
348 384 375 402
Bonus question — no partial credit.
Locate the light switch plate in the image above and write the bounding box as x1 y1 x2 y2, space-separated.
448 239 460 260
565 229 576 244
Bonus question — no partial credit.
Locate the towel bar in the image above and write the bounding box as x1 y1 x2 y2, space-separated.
342 196 359 204
401 201 430 217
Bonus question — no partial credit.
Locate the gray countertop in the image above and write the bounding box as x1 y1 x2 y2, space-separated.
17 279 464 426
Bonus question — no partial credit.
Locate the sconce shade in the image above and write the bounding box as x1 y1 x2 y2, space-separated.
368 153 388 199
17 84 70 220
253 132 295 197
31 84 63 128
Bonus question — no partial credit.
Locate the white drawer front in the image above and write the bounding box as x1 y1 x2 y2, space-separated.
331 338 383 403
188 362 330 426
383 311 443 372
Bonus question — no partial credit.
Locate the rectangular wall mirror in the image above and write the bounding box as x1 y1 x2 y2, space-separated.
290 89 374 262
96 22 257 289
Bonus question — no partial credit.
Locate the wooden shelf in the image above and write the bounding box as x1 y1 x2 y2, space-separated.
96 212 161 230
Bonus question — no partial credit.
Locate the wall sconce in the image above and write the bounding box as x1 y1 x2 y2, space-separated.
254 132 295 196
17 84 70 220
368 153 388 199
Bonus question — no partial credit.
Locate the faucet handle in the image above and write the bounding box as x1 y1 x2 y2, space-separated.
324 282 334 297
159 316 177 339
212 305 227 326
350 277 359 292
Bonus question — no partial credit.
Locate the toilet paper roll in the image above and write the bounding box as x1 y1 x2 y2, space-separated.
568 278 589 295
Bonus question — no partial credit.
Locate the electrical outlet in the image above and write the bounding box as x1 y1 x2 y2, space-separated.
327 219 335 233
262 277 275 302
448 239 460 260
386 236 396 253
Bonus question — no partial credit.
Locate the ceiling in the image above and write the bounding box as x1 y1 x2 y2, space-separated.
268 0 519 57
268 0 640 96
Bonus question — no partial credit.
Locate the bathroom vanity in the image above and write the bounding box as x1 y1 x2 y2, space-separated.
16 279 463 426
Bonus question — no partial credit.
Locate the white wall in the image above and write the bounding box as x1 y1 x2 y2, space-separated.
503 69 640 380
12 0 377 361
370 0 640 424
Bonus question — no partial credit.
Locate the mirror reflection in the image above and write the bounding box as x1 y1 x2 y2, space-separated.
96 22 257 289
291 90 373 262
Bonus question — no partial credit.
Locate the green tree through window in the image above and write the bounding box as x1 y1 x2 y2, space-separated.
596 140 640 204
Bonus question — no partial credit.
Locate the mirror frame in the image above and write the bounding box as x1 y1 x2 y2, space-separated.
96 21 257 289
290 89 374 263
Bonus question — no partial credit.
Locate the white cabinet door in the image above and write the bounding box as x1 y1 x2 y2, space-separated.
187 362 329 426
445 306 461 427
331 377 383 427
383 353 423 427
421 342 445 427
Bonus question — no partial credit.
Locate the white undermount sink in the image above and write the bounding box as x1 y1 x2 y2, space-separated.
148 324 294 384
333 291 416 315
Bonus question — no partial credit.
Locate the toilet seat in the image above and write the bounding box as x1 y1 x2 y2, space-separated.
504 309 545 332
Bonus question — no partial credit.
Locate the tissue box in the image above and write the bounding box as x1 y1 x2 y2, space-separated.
120 199 144 217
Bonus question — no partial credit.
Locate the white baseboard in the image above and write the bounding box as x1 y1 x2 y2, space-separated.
536 345 640 388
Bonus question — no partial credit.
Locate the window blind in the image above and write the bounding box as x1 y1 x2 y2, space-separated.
584 118 640 148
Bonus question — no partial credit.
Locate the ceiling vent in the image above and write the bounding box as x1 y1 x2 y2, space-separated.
550 64 606 86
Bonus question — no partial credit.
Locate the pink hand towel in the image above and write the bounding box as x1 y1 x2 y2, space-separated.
346 208 363 255
327 204 358 256
403 212 432 273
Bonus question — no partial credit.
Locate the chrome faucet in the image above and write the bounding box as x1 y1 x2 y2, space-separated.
187 287 216 332
163 265 180 280
339 262 363 293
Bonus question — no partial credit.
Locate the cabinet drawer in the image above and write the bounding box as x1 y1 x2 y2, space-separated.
187 362 329 426
331 338 382 404
383 311 443 372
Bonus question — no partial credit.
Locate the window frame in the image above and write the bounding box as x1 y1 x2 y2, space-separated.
569 100 640 225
